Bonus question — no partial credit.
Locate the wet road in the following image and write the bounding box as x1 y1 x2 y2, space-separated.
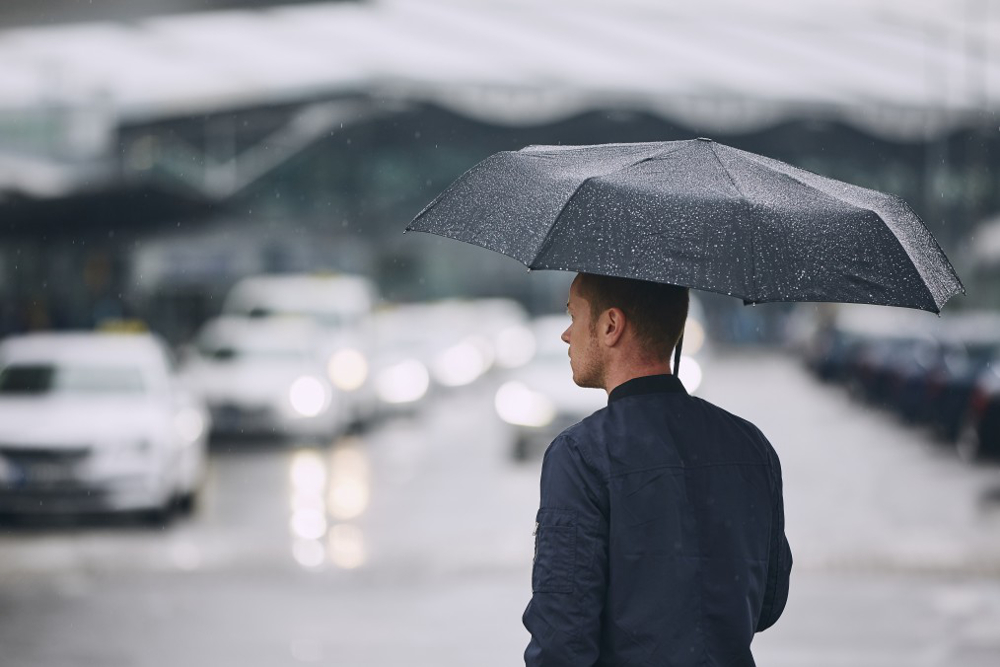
2 350 1000 666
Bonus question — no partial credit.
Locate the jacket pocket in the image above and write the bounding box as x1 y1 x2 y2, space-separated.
532 509 576 593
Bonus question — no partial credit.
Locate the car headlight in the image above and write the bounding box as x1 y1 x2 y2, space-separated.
495 381 555 428
678 355 703 394
683 318 706 355
327 348 368 392
432 338 490 387
174 408 205 445
289 376 329 417
103 438 154 462
495 325 536 369
376 360 429 404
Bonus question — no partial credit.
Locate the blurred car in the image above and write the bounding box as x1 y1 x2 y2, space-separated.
222 273 378 427
496 308 707 462
879 336 944 420
465 298 534 371
922 313 1000 441
181 317 349 440
805 326 870 383
367 304 444 414
367 299 527 415
495 315 607 461
804 305 931 388
956 359 1000 462
223 273 375 327
804 305 942 414
0 332 208 521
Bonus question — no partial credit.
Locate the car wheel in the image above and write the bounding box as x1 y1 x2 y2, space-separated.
140 502 175 527
174 491 198 516
512 437 530 462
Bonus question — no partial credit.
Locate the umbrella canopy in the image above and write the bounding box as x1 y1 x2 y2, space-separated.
407 138 964 314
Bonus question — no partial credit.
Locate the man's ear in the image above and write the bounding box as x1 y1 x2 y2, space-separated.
602 307 627 347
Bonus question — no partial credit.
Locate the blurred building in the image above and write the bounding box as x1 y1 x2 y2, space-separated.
0 0 997 341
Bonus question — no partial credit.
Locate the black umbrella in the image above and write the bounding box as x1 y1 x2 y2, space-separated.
406 139 964 368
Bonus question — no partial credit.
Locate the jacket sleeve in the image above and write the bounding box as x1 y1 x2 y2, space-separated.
756 443 792 632
523 433 608 667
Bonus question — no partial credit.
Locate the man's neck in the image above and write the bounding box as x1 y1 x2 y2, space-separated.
603 360 672 395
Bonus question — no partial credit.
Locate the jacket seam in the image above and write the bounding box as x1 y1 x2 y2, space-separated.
609 461 768 479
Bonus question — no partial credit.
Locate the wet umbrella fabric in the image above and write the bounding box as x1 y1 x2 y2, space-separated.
407 138 964 314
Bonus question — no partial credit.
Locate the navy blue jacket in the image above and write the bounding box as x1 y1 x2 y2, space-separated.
523 374 791 666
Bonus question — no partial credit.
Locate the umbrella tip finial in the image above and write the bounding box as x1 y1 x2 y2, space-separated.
696 137 713 142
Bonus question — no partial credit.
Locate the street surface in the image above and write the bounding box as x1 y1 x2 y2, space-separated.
2 350 1000 666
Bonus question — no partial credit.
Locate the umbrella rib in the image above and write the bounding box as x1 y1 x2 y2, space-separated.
732 149 960 310
529 174 599 268
529 146 691 268
706 142 757 302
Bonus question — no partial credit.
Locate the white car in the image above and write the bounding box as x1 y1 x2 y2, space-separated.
495 315 608 461
497 309 708 461
181 317 349 440
222 273 377 426
0 332 208 520
374 299 530 395
366 299 525 412
367 305 439 412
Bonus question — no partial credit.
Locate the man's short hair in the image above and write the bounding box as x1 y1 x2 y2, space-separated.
577 273 689 360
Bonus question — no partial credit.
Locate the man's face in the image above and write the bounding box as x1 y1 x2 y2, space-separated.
562 275 604 389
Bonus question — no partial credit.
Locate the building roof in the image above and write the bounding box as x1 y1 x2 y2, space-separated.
0 0 996 142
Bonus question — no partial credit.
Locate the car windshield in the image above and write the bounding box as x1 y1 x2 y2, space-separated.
199 342 309 362
243 306 358 329
0 364 147 395
304 309 358 328
964 343 1000 366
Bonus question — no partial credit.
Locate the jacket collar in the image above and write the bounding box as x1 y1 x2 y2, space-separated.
608 373 688 404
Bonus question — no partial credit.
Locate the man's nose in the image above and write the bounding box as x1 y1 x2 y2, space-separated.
561 327 570 344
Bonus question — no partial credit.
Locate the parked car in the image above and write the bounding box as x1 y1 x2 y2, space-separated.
806 325 870 383
880 335 944 420
0 332 208 521
181 317 349 440
805 305 933 389
956 359 1000 462
921 313 1000 441
222 273 378 426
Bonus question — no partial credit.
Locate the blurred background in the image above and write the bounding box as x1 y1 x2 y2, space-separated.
1 1 999 665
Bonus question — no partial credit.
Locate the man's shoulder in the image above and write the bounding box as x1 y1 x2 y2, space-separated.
587 392 775 457
561 401 616 443
547 393 775 465
692 395 770 438
542 406 610 464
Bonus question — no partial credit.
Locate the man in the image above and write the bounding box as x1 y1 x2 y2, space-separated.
523 273 792 667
